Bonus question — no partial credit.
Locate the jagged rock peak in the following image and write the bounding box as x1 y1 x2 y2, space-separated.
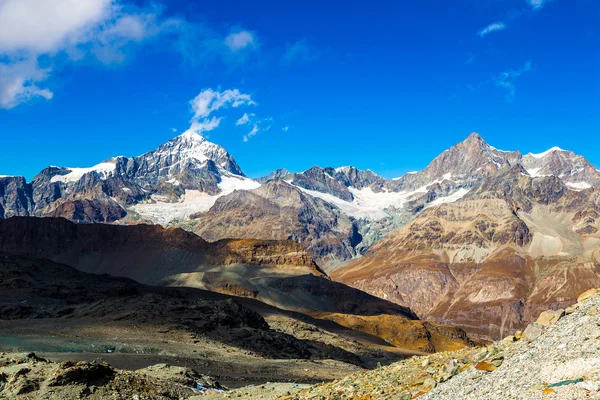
463 131 486 143
257 168 291 183
419 133 521 183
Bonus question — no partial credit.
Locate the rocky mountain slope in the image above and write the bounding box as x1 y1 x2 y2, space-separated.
0 252 317 361
182 179 362 263
333 163 600 340
0 217 473 354
0 216 324 292
0 251 378 394
279 288 600 400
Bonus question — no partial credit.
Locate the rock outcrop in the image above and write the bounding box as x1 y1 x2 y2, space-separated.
0 176 33 218
0 353 224 399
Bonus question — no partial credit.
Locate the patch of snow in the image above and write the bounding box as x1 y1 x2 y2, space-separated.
50 162 116 183
218 174 262 192
526 167 544 177
294 185 431 221
425 188 470 208
488 145 512 153
528 146 565 159
566 182 592 191
166 178 181 186
442 172 453 181
131 174 260 225
334 166 352 172
121 187 132 193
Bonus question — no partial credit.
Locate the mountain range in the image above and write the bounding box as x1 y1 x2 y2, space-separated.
2 132 599 264
2 131 600 340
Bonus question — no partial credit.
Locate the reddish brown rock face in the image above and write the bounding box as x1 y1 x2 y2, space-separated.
333 170 600 341
0 216 324 279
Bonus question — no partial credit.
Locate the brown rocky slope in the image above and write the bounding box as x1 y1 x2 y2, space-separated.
0 217 472 354
334 165 600 340
280 288 600 400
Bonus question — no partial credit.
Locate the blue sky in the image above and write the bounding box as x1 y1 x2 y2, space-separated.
1 0 598 180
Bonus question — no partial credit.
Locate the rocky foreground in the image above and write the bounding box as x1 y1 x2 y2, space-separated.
0 352 225 399
4 288 600 399
277 288 600 400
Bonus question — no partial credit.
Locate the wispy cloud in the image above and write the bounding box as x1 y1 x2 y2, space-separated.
478 22 506 37
187 88 256 134
466 61 533 102
236 112 255 125
190 88 255 120
224 30 256 51
281 39 316 65
282 126 289 132
465 54 476 64
243 125 259 142
190 116 222 134
240 115 272 142
0 58 54 109
527 0 546 10
494 61 532 102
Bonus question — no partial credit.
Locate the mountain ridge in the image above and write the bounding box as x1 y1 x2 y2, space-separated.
1 132 599 267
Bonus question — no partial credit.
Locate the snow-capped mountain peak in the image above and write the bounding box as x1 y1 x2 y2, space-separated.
131 131 245 180
147 130 244 176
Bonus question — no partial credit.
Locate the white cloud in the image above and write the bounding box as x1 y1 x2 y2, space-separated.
171 127 178 132
236 112 255 125
478 22 506 37
189 116 222 134
527 0 546 9
494 61 532 102
282 126 289 132
186 88 256 136
0 0 188 109
465 54 476 64
190 88 256 120
0 0 112 54
224 30 255 51
0 58 53 109
243 124 259 142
